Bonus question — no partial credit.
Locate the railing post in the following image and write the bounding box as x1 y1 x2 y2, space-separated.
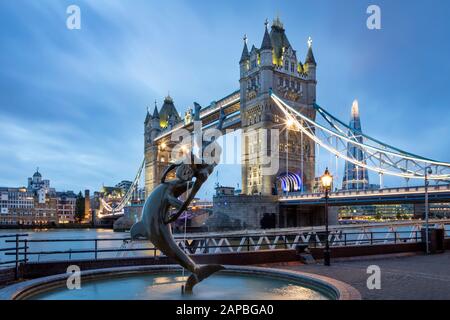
370 232 373 245
204 237 208 254
344 233 347 246
94 239 98 260
24 239 28 264
394 231 397 244
247 237 250 252
15 234 19 280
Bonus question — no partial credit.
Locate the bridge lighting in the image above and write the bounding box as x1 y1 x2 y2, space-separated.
181 145 189 154
320 167 333 267
286 117 295 129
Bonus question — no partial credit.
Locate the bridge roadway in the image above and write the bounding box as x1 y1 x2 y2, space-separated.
279 184 450 206
154 90 241 142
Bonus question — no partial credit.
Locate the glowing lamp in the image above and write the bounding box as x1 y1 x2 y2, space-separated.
320 167 333 191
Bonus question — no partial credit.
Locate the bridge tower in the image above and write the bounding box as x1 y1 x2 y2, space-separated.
239 17 317 196
144 103 162 197
342 100 370 190
144 97 183 197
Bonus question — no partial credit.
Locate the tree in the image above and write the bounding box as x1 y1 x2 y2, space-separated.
75 191 85 223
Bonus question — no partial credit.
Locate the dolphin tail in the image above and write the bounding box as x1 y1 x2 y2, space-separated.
130 221 147 240
184 264 225 294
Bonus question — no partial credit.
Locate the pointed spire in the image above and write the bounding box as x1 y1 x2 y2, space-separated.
152 100 159 118
144 105 151 124
351 100 359 119
305 37 316 65
164 93 173 104
260 19 273 50
272 15 284 30
239 34 249 63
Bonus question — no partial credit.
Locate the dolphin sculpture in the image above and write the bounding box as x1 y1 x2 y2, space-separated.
130 164 224 293
130 104 226 293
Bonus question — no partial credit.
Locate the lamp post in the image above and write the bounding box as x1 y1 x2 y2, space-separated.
424 166 432 254
321 167 333 266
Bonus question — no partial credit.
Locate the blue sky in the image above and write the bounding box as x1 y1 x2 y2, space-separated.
1 0 449 198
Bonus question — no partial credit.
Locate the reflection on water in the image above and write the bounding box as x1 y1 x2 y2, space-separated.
30 273 329 300
0 228 139 263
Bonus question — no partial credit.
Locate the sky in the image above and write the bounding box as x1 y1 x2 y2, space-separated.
0 0 449 198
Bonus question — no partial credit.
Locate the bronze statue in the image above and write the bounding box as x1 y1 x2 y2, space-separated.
130 105 226 293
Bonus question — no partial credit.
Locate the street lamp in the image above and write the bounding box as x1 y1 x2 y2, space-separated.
321 167 333 266
424 166 433 254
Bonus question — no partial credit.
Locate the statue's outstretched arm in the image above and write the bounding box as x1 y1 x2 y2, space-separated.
216 107 226 131
164 194 184 224
160 163 181 183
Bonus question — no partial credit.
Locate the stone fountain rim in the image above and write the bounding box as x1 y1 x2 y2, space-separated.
0 265 361 300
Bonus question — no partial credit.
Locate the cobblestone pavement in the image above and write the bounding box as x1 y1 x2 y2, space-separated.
274 252 450 300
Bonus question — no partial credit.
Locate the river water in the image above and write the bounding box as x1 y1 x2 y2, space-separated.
0 228 133 263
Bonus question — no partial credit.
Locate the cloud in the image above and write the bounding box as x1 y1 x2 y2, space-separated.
0 0 449 198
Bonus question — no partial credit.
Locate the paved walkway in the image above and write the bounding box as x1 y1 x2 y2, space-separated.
273 252 450 300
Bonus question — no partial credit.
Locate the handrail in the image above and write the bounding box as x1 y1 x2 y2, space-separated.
1 228 447 268
0 234 28 279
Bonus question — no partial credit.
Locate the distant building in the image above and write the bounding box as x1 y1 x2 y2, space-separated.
312 176 334 193
131 187 145 204
56 191 77 224
0 187 34 225
0 169 79 226
115 180 132 192
342 101 370 191
215 185 235 196
33 194 58 225
27 168 53 194
84 189 91 223
0 186 58 226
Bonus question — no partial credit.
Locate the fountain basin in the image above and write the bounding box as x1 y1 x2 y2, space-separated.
0 265 361 300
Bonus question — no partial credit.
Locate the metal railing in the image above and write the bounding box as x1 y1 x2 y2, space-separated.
4 237 157 263
0 234 28 279
0 228 440 268
308 230 422 248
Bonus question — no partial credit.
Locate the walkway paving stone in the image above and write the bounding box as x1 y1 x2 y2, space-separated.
276 252 450 300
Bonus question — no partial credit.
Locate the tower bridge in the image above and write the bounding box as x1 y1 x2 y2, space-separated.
98 17 450 230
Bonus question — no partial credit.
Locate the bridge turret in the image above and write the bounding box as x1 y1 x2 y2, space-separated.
150 103 160 132
259 19 274 94
144 101 163 198
239 35 250 78
145 102 161 147
304 37 317 81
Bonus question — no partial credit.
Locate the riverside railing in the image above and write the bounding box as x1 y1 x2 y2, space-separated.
1 229 440 266
0 233 28 279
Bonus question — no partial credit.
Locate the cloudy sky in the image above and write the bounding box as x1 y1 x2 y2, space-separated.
1 0 449 198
